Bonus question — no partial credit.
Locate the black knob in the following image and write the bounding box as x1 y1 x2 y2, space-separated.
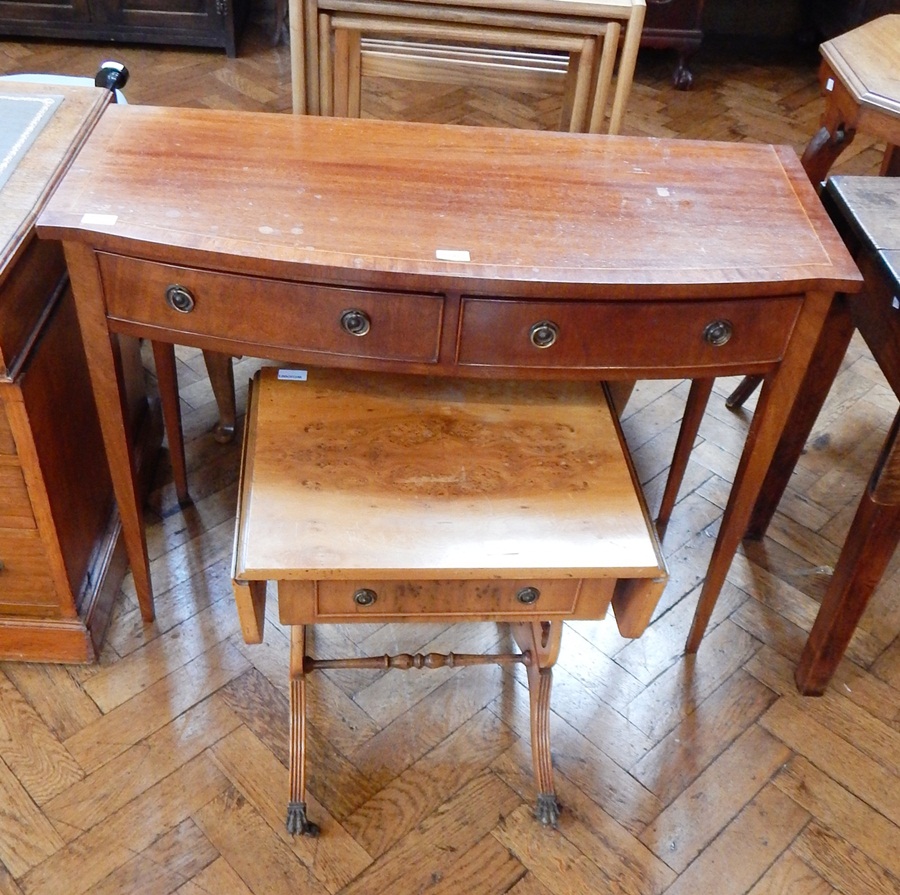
340 309 371 337
94 61 129 93
529 321 559 349
703 319 733 347
516 586 540 604
165 284 195 314
353 588 377 607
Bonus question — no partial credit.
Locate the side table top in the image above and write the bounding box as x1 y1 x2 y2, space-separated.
37 105 860 299
820 14 900 117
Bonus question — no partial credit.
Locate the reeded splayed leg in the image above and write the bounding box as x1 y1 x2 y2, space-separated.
512 620 563 826
287 625 319 836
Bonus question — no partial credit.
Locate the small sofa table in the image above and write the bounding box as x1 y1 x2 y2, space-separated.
232 367 666 830
743 175 900 694
36 107 860 652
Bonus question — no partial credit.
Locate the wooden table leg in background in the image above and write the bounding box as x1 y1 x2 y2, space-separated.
657 377 714 538
744 295 857 539
63 242 156 620
202 350 237 443
795 409 900 694
686 291 836 653
151 341 190 504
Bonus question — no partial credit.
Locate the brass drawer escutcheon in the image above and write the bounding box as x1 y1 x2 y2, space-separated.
529 320 559 349
165 284 195 314
340 308 371 337
703 319 733 347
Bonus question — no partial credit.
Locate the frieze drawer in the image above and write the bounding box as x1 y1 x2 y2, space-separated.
98 254 445 364
277 577 616 624
457 296 804 374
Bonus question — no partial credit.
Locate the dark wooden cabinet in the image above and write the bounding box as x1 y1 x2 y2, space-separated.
0 82 160 662
0 0 248 56
0 0 91 25
642 0 706 89
802 0 900 40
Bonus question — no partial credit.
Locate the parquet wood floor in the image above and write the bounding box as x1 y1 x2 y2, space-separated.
2 10 898 894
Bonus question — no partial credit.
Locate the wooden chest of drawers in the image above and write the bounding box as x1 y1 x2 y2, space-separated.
0 82 159 662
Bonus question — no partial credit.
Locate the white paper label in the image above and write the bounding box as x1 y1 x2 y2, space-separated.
277 369 308 381
81 213 118 226
435 249 471 262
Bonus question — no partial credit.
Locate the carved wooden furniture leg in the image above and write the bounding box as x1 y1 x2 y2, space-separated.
795 409 900 695
150 341 190 504
512 620 563 826
800 123 855 190
287 625 319 836
724 374 763 411
202 350 237 444
657 377 714 538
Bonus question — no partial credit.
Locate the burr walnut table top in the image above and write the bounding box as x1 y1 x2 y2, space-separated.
233 367 664 584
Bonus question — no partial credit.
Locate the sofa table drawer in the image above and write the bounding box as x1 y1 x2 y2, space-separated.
98 254 445 364
457 296 803 373
277 577 615 624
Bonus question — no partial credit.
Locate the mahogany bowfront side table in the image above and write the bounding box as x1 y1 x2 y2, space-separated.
36 107 860 658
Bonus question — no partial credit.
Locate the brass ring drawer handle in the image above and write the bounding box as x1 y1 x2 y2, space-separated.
165 284 195 314
353 587 378 607
340 308 371 337
516 586 541 604
529 320 559 349
703 319 733 347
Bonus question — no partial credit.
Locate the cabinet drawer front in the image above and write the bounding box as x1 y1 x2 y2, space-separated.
291 578 615 622
98 254 444 364
0 403 15 455
0 530 55 613
457 297 803 373
0 464 35 529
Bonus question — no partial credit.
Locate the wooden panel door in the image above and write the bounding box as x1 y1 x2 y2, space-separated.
90 0 239 54
0 0 90 25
